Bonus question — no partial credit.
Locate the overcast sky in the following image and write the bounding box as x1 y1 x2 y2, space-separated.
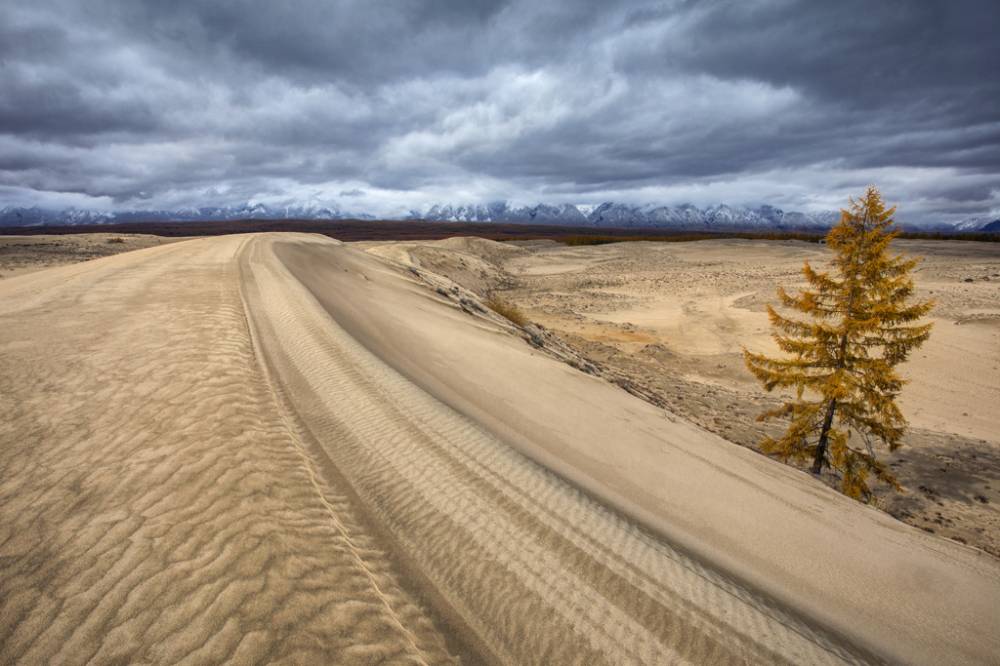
1 0 998 222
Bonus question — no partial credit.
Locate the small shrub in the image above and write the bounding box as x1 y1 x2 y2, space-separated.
106 237 126 244
485 294 528 326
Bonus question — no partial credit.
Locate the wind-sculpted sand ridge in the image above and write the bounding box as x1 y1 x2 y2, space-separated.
243 236 870 665
2 233 999 665
267 234 1000 665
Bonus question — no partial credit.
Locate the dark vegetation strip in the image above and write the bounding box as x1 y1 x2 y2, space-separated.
559 232 824 245
560 231 1000 245
895 231 1000 242
1 218 996 243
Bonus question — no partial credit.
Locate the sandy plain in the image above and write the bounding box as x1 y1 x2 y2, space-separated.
0 233 184 279
1 233 999 665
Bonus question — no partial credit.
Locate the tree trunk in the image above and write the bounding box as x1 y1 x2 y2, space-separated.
814 324 850 475
812 398 837 474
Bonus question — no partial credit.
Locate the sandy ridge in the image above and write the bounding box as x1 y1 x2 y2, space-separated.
243 234 871 664
264 233 1000 666
236 238 439 665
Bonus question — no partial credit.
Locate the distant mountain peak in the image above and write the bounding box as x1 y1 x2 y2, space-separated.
953 215 1000 232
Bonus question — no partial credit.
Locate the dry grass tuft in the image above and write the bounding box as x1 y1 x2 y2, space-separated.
485 294 528 327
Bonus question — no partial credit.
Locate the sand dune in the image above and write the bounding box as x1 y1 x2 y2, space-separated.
2 233 999 664
377 237 1000 554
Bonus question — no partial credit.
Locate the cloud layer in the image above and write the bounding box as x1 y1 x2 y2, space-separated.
2 0 998 223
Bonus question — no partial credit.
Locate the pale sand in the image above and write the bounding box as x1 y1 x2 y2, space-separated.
369 237 1000 556
1 233 999 664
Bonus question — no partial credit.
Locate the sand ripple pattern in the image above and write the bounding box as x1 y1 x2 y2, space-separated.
0 237 458 664
241 235 872 665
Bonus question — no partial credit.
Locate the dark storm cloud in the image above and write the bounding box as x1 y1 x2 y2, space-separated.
0 0 998 221
639 1 998 101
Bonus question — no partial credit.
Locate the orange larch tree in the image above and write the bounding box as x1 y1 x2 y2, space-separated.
744 186 933 500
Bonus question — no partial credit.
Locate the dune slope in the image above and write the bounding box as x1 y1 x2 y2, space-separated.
2 233 998 665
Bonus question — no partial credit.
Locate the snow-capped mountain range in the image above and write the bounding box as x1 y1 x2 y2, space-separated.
413 202 842 230
1 201 996 232
0 202 370 227
952 215 1000 233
